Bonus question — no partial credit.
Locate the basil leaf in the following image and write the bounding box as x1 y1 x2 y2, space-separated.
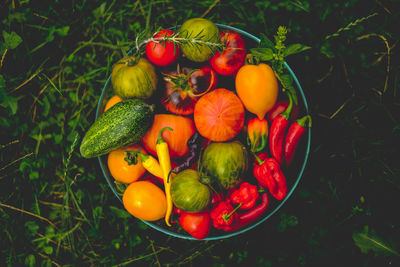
280 74 294 89
259 33 275 49
284 43 311 57
250 48 274 61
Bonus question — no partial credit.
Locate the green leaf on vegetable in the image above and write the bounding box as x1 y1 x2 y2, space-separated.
259 33 275 49
284 43 311 57
3 31 23 50
250 47 274 61
352 226 400 257
279 73 294 89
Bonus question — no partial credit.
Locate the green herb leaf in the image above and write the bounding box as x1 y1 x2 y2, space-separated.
259 33 275 49
279 73 294 89
352 226 400 257
250 48 274 61
284 43 311 57
3 31 23 50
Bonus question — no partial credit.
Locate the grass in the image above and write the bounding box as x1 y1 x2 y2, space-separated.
1 0 399 266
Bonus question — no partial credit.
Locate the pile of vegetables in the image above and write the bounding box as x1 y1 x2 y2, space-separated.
80 18 311 239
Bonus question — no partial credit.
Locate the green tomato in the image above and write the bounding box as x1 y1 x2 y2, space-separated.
179 18 219 62
171 169 211 212
111 56 158 99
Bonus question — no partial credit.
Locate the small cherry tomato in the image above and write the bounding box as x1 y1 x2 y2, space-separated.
209 32 246 76
162 65 217 115
145 29 179 66
107 144 146 184
123 180 167 221
178 211 211 239
104 95 123 112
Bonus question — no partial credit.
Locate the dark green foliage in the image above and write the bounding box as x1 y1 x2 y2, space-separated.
1 0 399 266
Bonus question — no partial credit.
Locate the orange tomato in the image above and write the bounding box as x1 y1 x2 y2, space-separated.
107 144 146 184
123 180 167 221
141 114 196 158
104 95 123 112
235 63 278 119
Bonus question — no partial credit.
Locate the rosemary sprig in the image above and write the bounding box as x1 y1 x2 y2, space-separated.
133 29 224 57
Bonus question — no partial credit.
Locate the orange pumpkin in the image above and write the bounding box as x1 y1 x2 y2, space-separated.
194 88 245 141
141 114 196 158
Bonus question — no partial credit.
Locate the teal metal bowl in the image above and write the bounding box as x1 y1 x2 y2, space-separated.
96 24 311 240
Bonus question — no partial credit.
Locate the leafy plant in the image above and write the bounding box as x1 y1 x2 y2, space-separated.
250 26 311 103
353 226 400 257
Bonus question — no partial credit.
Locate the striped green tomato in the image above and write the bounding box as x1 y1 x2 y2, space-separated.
111 56 158 99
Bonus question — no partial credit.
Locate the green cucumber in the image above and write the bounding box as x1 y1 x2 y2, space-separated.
80 99 154 158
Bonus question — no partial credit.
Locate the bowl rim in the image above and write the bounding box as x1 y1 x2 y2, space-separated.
96 23 311 241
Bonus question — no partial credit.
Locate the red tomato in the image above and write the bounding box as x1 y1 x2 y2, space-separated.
178 211 211 239
209 32 246 76
145 29 179 66
162 65 217 115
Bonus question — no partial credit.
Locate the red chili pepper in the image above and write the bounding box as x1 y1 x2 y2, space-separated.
269 91 293 165
253 153 287 200
246 117 269 152
226 192 269 231
210 200 239 231
267 98 299 123
230 182 260 210
284 115 312 167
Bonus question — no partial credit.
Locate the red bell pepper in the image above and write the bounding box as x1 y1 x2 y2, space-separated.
253 153 287 200
269 91 293 165
225 192 269 232
210 200 239 231
284 115 312 166
230 182 260 210
246 117 269 153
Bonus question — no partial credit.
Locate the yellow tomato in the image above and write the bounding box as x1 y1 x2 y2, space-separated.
122 180 167 221
107 144 146 184
235 63 278 119
104 95 123 112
